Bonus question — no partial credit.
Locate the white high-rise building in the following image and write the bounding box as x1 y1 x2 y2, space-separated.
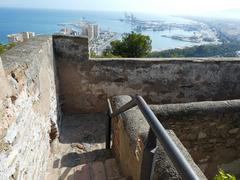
87 25 94 40
81 23 100 40
93 24 99 39
81 25 89 37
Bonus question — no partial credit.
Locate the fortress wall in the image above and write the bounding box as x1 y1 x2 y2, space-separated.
0 34 239 179
151 101 240 178
0 36 60 180
53 35 240 114
110 96 207 180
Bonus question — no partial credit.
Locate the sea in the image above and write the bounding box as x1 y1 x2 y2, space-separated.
0 8 207 51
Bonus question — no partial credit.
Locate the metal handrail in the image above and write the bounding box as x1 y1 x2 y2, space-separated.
107 95 200 180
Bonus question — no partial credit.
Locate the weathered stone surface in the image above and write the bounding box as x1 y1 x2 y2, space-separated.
228 128 239 134
46 113 126 180
1 34 240 180
151 131 207 180
111 95 149 180
151 101 240 179
104 158 122 179
53 35 240 114
0 36 59 180
75 164 91 180
53 34 89 61
111 95 206 180
0 57 11 99
198 132 207 139
92 161 106 180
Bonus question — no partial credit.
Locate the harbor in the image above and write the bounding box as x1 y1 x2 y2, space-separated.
57 20 120 55
1 9 221 53
119 13 219 45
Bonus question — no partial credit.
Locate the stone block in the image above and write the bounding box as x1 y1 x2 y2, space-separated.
91 161 106 180
53 34 89 62
104 158 122 179
75 164 91 180
0 57 11 99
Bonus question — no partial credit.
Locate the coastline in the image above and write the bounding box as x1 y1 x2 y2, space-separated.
0 8 222 50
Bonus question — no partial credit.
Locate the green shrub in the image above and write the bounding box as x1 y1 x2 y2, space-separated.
104 32 152 58
214 169 236 180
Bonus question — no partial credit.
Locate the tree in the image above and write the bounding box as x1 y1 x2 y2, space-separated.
104 32 152 58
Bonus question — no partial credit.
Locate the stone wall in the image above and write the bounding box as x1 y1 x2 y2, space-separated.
110 95 206 180
53 34 89 62
151 100 240 179
53 35 240 114
110 96 148 180
0 36 59 180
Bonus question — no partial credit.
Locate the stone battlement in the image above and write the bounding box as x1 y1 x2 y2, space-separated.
1 35 240 179
53 35 240 113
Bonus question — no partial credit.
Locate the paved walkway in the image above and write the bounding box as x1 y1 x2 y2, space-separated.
46 113 126 180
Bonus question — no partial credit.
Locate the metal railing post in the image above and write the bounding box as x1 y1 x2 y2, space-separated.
110 98 137 118
106 99 113 149
107 95 200 180
135 96 199 180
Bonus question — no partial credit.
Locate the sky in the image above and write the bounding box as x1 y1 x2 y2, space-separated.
1 0 240 16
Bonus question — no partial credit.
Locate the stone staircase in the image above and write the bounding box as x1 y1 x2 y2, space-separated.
52 158 127 180
46 113 129 180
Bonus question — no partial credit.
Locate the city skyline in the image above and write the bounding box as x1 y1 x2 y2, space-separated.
1 0 240 17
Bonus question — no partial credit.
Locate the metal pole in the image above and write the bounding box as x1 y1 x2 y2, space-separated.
111 99 137 118
135 96 199 180
106 99 113 149
106 98 136 149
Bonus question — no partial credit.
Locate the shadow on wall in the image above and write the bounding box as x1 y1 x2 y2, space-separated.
53 34 240 115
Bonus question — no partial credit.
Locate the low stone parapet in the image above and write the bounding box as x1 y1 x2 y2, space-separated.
151 100 240 178
110 95 206 180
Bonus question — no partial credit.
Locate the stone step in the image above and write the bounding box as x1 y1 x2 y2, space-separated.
74 164 91 180
104 159 122 180
60 166 75 180
46 167 61 180
49 158 128 180
92 161 106 180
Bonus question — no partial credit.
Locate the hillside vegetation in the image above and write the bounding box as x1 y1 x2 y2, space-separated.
0 43 16 54
148 41 240 58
